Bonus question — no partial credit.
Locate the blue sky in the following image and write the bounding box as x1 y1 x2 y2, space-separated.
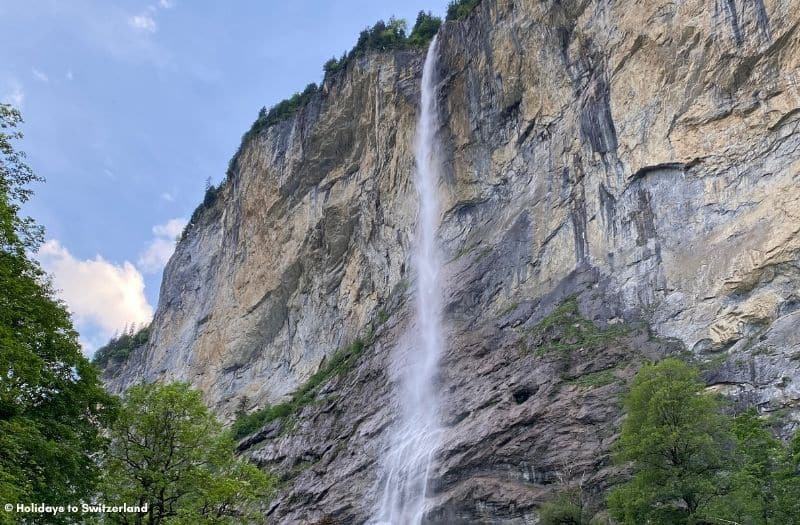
1 0 448 353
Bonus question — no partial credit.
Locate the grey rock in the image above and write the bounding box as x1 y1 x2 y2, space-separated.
101 0 800 522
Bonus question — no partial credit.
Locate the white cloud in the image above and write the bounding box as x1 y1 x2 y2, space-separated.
31 68 49 82
129 13 157 33
137 218 187 273
158 0 175 8
153 218 186 238
65 69 74 81
38 240 154 347
160 191 175 202
2 78 25 107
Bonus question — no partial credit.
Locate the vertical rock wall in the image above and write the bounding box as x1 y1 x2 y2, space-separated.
102 0 800 522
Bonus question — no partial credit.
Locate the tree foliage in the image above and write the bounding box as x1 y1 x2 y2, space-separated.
251 82 319 134
607 359 733 524
182 181 221 238
446 0 482 21
93 324 150 368
608 359 800 525
539 488 596 525
248 14 421 141
0 104 42 252
708 410 800 524
322 14 440 81
409 11 443 47
100 382 276 524
0 103 114 522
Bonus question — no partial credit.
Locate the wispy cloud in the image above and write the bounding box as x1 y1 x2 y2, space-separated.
137 217 186 273
2 78 25 106
32 68 49 82
23 3 172 67
129 13 157 33
160 191 175 202
6 1 192 75
65 69 74 81
128 0 175 34
38 239 154 353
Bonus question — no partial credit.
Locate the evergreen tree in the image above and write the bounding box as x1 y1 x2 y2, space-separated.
0 103 114 523
446 0 481 21
92 323 150 368
409 11 442 47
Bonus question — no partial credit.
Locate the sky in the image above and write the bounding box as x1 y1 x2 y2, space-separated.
1 0 449 354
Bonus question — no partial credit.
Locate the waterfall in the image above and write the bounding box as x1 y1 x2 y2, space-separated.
373 35 444 525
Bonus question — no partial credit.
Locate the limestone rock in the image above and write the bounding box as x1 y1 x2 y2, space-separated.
101 0 800 522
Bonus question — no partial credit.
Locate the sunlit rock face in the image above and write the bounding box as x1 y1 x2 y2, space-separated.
102 0 800 522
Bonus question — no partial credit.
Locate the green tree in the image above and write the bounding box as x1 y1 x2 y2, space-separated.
408 11 442 47
93 323 150 368
323 52 349 78
100 382 275 524
607 359 733 524
323 57 341 75
446 0 481 21
708 409 785 524
0 103 114 523
705 411 800 525
773 430 800 522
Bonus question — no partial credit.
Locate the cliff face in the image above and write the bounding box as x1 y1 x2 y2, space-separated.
104 49 424 413
103 0 800 522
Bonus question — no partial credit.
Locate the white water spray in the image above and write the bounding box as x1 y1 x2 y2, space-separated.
373 35 444 525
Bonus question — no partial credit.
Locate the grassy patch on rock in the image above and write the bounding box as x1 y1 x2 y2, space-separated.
232 338 366 440
567 368 620 389
524 297 628 355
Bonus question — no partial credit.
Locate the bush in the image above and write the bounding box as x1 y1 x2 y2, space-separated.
539 486 609 525
539 492 584 525
446 0 481 21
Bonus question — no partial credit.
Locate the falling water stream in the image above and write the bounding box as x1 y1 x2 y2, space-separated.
373 35 444 525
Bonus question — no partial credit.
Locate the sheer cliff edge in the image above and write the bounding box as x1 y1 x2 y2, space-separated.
99 0 800 522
